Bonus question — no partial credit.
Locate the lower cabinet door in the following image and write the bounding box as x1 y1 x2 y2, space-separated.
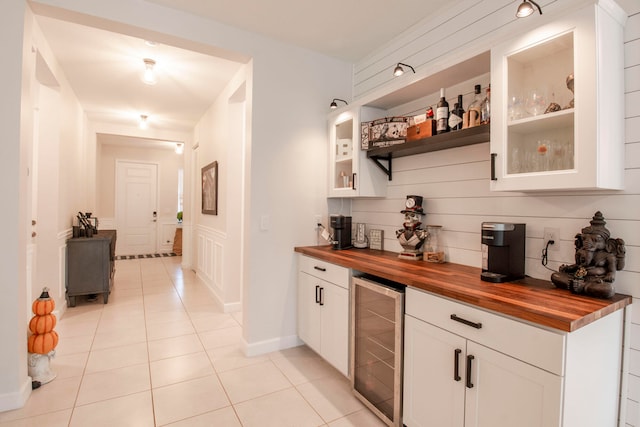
403 315 466 427
320 281 349 376
464 341 563 427
297 272 322 353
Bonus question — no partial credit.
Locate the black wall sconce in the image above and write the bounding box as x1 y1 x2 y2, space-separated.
393 62 416 77
330 98 348 109
516 0 542 18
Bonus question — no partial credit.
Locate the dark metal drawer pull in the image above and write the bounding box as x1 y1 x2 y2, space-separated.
450 314 482 329
454 349 462 381
314 266 326 272
466 355 475 389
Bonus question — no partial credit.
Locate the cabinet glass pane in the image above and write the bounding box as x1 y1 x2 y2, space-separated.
506 32 574 175
334 119 353 189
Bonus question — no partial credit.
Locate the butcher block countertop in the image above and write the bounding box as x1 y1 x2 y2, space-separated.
294 245 631 333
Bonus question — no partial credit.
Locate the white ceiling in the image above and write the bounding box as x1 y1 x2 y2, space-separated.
33 1 451 144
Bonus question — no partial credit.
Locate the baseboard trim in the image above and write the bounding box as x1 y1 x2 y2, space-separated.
243 334 303 357
0 377 31 412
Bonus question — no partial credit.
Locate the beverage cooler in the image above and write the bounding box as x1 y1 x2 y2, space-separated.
351 276 404 427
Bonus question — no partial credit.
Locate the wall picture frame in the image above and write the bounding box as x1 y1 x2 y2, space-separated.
202 161 218 215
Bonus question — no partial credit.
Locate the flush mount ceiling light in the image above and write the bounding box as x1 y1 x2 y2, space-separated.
139 114 149 129
516 0 542 18
330 98 348 109
142 58 157 85
175 143 184 154
393 62 415 77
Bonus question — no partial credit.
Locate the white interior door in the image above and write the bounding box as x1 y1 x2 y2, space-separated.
116 161 158 255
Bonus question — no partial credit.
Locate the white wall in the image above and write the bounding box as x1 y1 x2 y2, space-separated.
350 0 640 425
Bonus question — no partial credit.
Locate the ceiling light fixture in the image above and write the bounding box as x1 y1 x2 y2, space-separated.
175 143 184 154
393 62 415 77
142 58 157 85
139 114 149 130
330 98 348 109
516 0 542 18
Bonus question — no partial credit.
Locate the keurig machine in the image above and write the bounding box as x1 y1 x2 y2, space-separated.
330 215 352 250
481 222 525 283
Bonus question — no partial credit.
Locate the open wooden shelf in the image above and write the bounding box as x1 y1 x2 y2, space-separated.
366 124 490 179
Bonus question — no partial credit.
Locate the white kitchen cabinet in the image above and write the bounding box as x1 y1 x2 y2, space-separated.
297 255 350 376
403 287 624 427
328 106 388 197
490 0 626 191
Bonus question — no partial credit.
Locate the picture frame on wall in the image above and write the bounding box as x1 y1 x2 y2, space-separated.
202 161 218 215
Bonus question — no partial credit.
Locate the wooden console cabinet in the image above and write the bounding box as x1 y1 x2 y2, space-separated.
66 230 116 306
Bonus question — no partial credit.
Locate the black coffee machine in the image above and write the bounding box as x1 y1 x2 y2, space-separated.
481 222 525 283
330 215 352 250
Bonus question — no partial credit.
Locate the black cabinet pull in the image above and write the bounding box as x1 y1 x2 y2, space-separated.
315 285 320 304
450 314 482 329
466 355 475 389
319 287 324 306
490 153 497 181
454 349 462 382
352 173 357 190
313 266 326 272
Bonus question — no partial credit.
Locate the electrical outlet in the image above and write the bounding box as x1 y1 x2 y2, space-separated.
314 215 322 230
543 227 558 249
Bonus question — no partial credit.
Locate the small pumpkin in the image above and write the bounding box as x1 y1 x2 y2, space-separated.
27 330 59 354
29 313 57 335
32 287 55 316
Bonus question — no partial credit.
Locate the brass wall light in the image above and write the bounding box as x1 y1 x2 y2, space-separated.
330 98 348 109
393 62 415 77
516 0 542 18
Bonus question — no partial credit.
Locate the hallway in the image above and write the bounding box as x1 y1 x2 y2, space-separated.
0 257 383 426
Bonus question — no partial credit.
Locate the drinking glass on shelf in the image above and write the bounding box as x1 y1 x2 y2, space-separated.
537 139 551 171
508 95 526 121
526 90 547 117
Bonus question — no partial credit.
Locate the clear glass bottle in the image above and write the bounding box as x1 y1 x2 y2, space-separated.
467 84 483 128
481 85 491 124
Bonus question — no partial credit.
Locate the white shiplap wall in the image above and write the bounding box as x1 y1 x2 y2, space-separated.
350 1 640 425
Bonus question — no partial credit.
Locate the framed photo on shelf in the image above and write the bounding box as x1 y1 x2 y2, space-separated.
202 161 218 215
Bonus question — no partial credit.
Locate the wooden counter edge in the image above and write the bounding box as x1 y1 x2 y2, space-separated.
294 245 632 333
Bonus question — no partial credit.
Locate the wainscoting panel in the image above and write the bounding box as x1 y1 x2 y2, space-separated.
195 225 228 308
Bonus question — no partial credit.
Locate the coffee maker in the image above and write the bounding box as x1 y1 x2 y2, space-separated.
330 215 352 250
481 222 525 283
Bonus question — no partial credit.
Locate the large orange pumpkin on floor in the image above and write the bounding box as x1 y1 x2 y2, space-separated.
29 313 57 335
28 330 59 354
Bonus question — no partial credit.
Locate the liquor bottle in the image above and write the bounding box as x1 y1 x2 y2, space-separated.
449 94 465 131
481 85 491 124
436 88 449 134
466 84 483 128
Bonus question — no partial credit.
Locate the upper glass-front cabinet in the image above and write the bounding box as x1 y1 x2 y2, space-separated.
329 106 387 197
490 0 626 191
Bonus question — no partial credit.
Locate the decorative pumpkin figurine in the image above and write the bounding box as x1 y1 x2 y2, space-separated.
27 287 58 385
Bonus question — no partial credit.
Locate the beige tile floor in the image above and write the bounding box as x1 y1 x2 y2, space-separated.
0 256 386 427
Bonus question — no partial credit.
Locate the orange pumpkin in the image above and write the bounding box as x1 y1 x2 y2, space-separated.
28 330 59 354
29 313 57 334
32 288 55 315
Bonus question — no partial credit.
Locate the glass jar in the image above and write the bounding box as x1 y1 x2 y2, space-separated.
424 225 445 263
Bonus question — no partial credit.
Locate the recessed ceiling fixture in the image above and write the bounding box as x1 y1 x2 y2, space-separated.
139 114 149 129
175 143 184 154
393 62 415 77
516 0 542 18
142 58 157 85
330 98 348 109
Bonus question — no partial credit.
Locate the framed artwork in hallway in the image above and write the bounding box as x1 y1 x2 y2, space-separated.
202 161 218 215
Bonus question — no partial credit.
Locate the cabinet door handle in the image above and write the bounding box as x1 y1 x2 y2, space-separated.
450 314 482 329
466 355 475 389
454 349 462 381
352 173 356 190
315 285 320 304
313 266 326 272
319 287 324 306
490 153 497 181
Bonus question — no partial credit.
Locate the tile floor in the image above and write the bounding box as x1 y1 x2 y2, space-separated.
0 256 386 427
